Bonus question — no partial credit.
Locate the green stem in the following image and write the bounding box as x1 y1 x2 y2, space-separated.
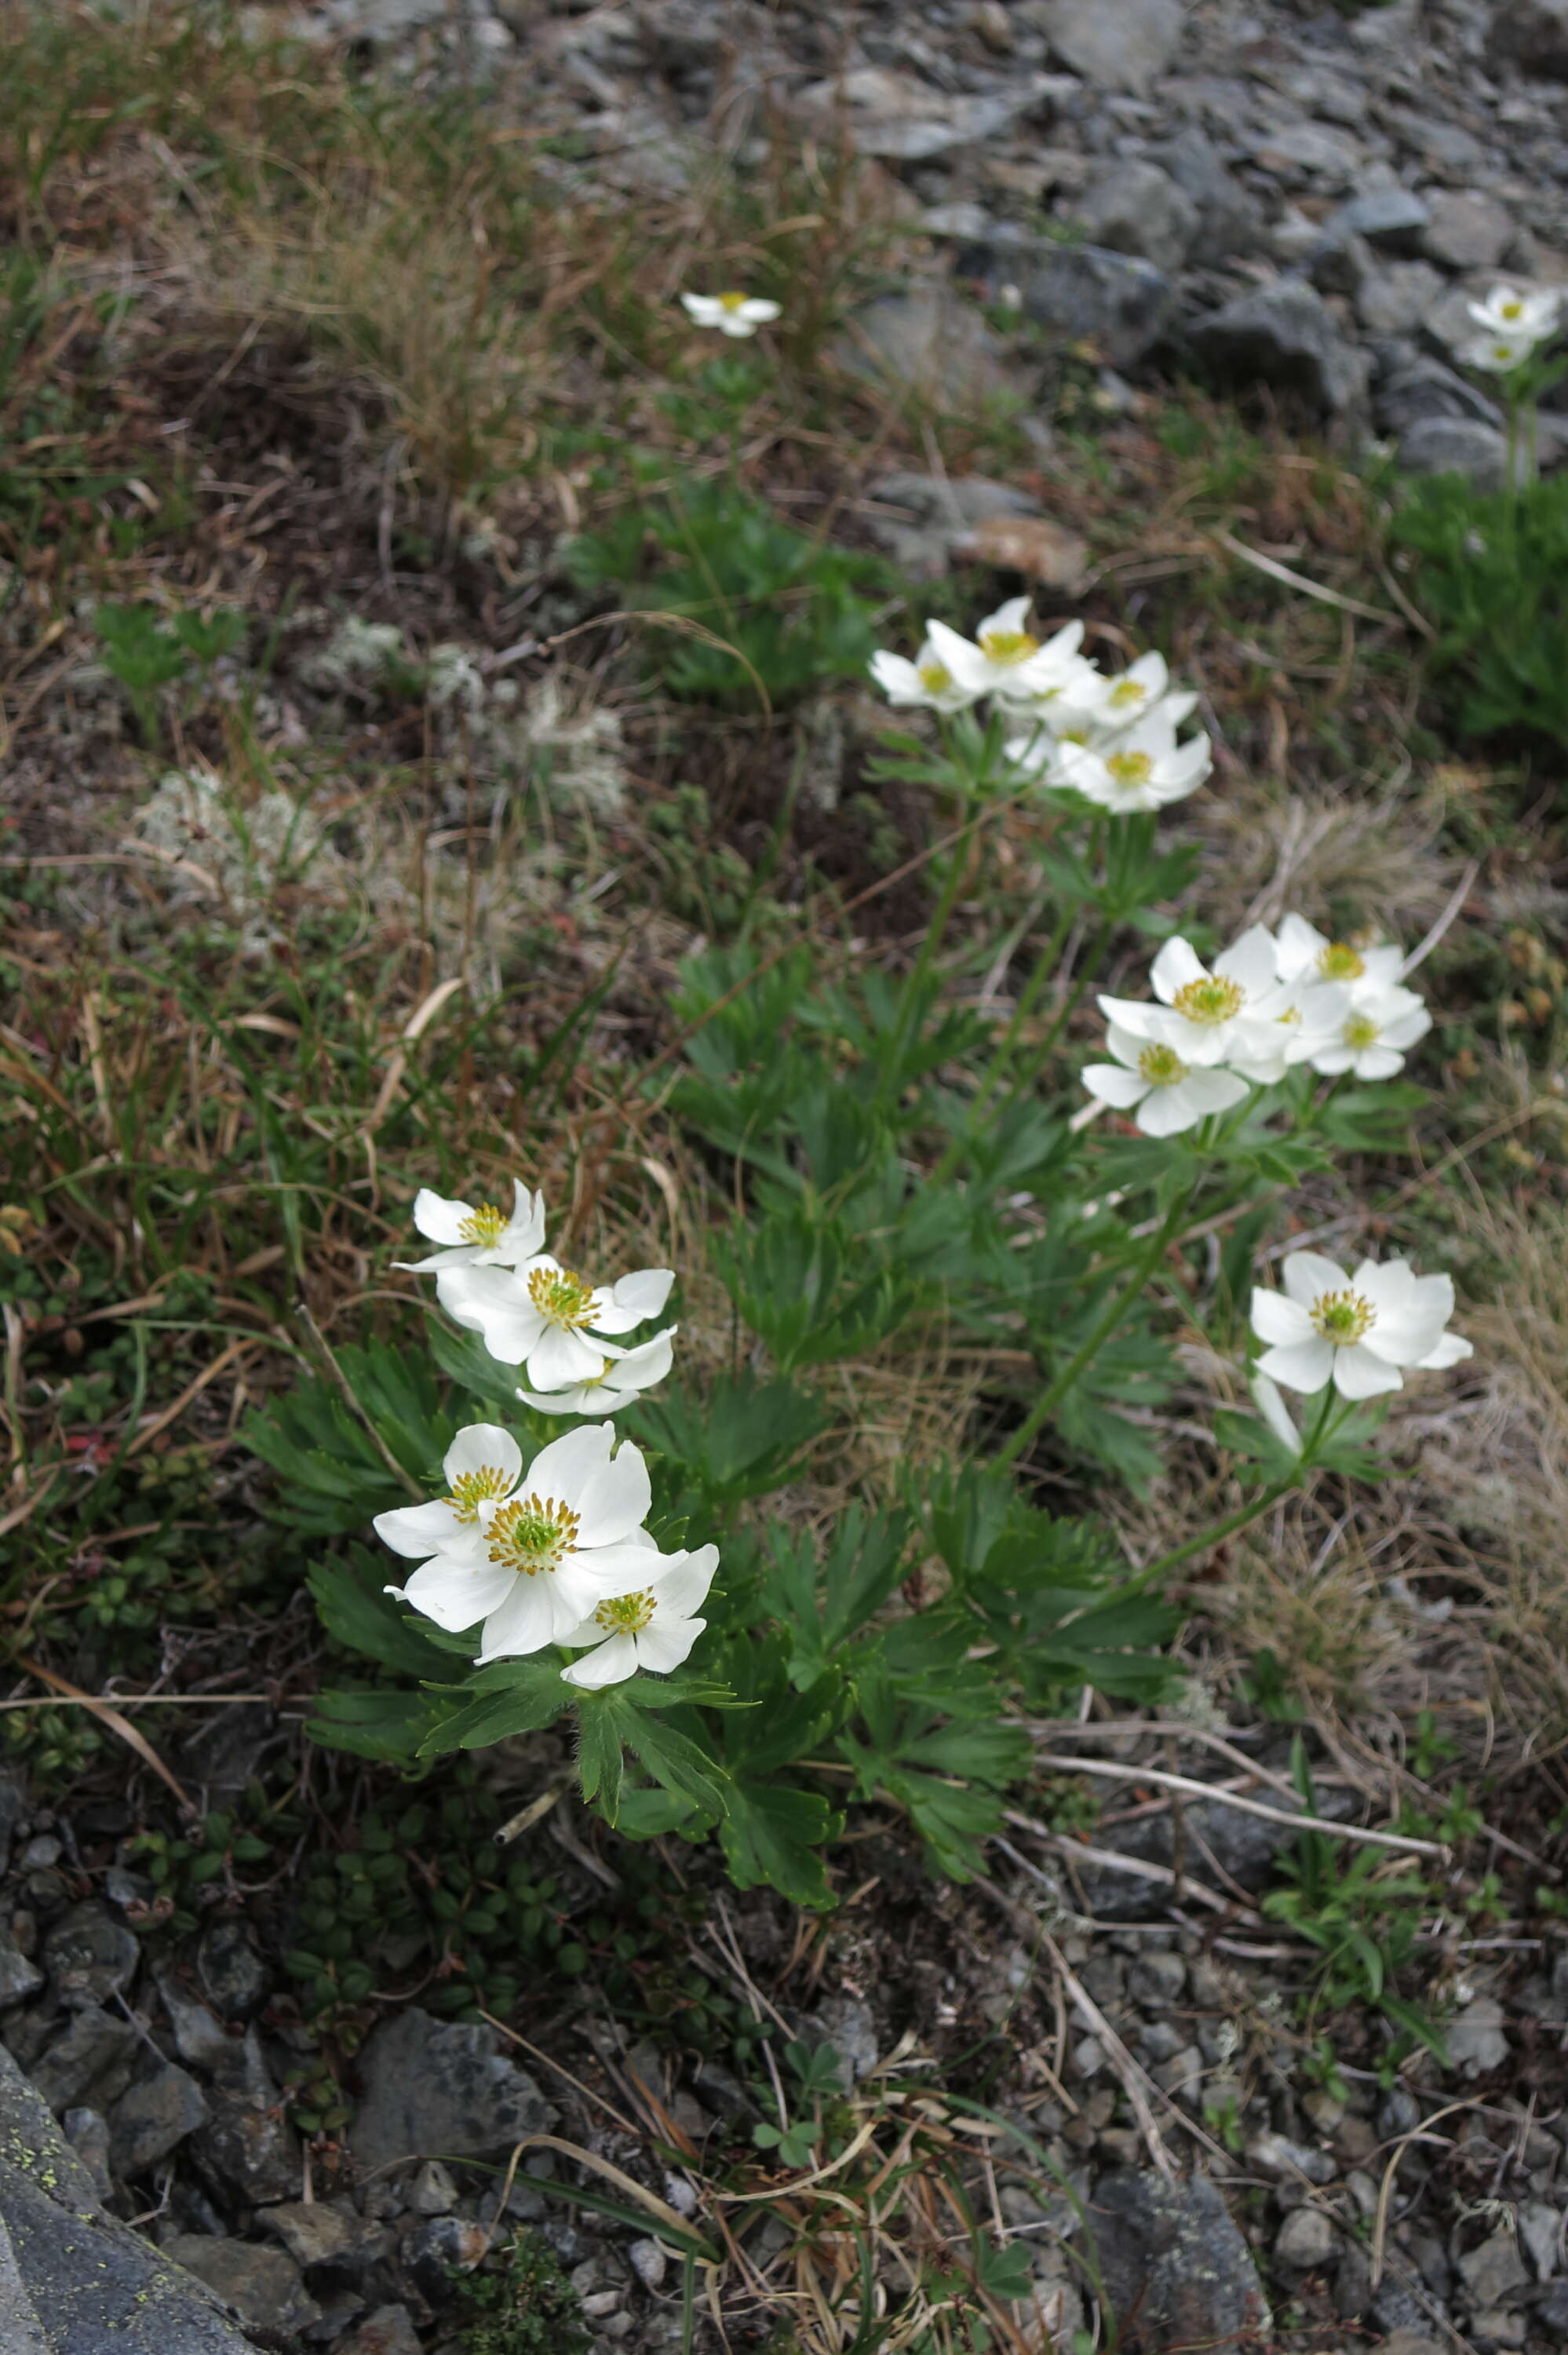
874 833 971 1112
994 1181 1196 1473
992 914 1113 1126
1125 1386 1342 1591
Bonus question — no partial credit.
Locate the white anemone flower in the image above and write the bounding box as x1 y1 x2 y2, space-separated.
1466 285 1559 344
1225 975 1349 1084
868 637 982 714
438 1256 674 1393
680 291 780 338
1273 915 1405 995
1081 1019 1249 1137
1052 707 1212 815
374 1422 525 1569
560 1544 718 1689
395 1180 546 1273
1251 1251 1472 1401
1463 330 1539 374
1249 1372 1301 1457
516 1325 677 1416
1306 985 1431 1080
924 602 1090 706
1099 926 1281 1068
381 1421 669 1660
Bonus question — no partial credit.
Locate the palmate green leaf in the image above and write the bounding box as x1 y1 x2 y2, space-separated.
720 1780 842 1908
308 1545 470 1681
757 1508 911 1686
627 1372 828 1502
416 1656 575 1756
305 1688 442 1764
574 1686 731 1829
718 1631 843 1771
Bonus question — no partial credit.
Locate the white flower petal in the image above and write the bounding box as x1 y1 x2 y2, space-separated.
1250 1290 1314 1348
1256 1337 1336 1395
1282 1251 1350 1308
1332 1343 1405 1400
647 1544 719 1620
1082 1064 1148 1110
1149 937 1205 1004
476 1576 556 1661
401 1554 516 1632
412 1188 473 1245
374 1499 475 1560
527 1323 606 1389
442 1423 523 1491
633 1613 704 1674
562 1632 640 1689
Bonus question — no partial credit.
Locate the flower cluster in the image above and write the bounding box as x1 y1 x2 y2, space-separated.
1084 914 1431 1137
870 598 1212 816
1462 282 1562 375
379 1187 702 1686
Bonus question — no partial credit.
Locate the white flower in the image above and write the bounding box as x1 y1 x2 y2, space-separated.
1081 1019 1250 1137
1099 926 1280 1068
680 291 781 338
560 1545 718 1689
374 1422 525 1570
1306 984 1431 1080
1273 915 1404 995
924 602 1092 706
1250 1372 1301 1457
1051 706 1212 814
438 1255 674 1393
1466 285 1559 344
1251 1251 1472 1401
1226 973 1350 1085
395 1180 546 1273
379 1421 671 1660
516 1325 677 1416
1462 330 1539 374
869 637 981 714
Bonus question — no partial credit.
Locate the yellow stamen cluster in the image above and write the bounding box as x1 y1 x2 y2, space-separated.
458 1203 509 1247
447 1466 513 1524
1106 750 1154 788
486 1494 580 1575
527 1264 597 1331
593 1589 656 1634
1136 1042 1188 1087
718 291 749 311
1311 1289 1375 1345
1172 974 1243 1026
917 661 953 695
1315 942 1366 982
1342 1013 1380 1051
979 628 1039 665
1107 677 1147 708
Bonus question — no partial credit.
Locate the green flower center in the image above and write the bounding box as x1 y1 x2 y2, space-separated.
917 660 952 694
593 1588 656 1634
979 628 1039 666
1107 676 1147 708
1501 299 1522 320
1172 974 1243 1026
458 1203 508 1247
527 1264 597 1330
1311 1289 1375 1345
447 1466 513 1524
486 1494 580 1575
1136 1042 1188 1087
1106 750 1154 787
1342 1013 1381 1050
1494 342 1516 362
718 291 749 311
1316 942 1365 982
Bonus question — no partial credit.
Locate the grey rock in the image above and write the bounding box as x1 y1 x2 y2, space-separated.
837 290 1026 411
1468 2311 1527 2350
1150 128 1260 257
1423 191 1515 271
260 2200 363 2270
1190 281 1371 417
1071 162 1198 273
1376 352 1502 431
1128 1950 1186 2008
196 1922 268 2022
156 1976 234 2075
403 2214 489 2299
0 1933 43 2012
796 69 1031 163
29 2004 137 2112
1039 0 1183 96
1326 188 1432 257
0 2043 259 2353
408 2158 460 2214
1541 2277 1568 2339
191 2029 298 2204
1522 2200 1563 2278
1458 2231 1530 2308
1378 2087 1422 2138
1487 0 1568 79
1245 2130 1336 2185
322 0 449 35
1379 2336 1449 2355
61 2107 113 2202
1335 2241 1374 2318
1372 2276 1432 2334
1136 2021 1183 2064
629 2236 667 2290
1399 415 1511 488
1357 261 1445 336
0 1780 21 1880
43 1903 139 2009
866 471 1040 579
164 2238 323 2338
338 2308 423 2355
1275 2206 1336 2270
1449 1995 1510 2076
804 1994 877 2087
109 2056 209 2174
348 2007 557 2171
1088 2168 1269 2350
1252 118 1366 188
1150 2044 1202 2099
1019 243 1176 367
